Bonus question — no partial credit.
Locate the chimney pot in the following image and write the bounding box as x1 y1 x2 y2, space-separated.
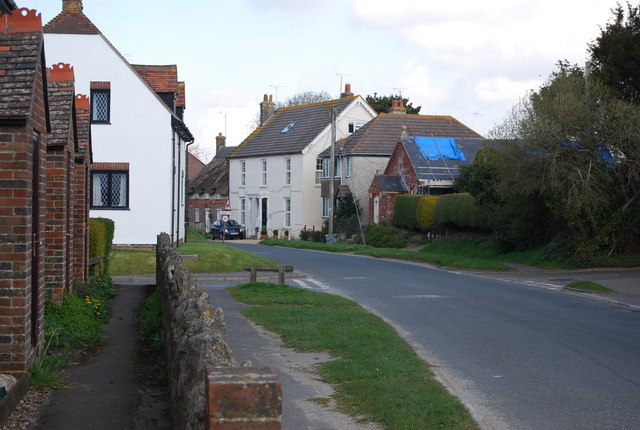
269 94 273 102
263 94 268 102
63 0 83 12
341 83 354 98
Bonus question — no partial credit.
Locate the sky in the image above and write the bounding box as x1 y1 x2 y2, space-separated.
23 0 623 162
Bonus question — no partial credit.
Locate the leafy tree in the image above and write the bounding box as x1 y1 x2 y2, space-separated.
365 93 421 114
486 62 640 255
589 2 640 103
334 192 362 237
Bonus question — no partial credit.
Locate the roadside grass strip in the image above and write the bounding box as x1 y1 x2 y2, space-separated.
260 239 512 271
565 281 615 293
111 228 275 275
228 283 479 430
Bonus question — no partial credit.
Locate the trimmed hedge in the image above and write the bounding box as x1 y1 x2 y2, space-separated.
416 195 439 232
365 224 407 248
434 193 489 230
88 218 115 276
392 195 421 230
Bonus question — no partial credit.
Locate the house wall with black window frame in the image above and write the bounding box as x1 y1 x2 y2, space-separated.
43 0 193 245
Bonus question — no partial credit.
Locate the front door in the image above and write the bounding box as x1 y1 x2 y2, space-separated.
261 198 268 229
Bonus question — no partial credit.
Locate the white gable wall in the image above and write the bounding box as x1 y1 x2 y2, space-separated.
44 33 183 245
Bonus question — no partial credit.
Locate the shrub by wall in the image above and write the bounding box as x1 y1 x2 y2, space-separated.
434 193 489 230
392 195 421 231
365 224 407 248
416 195 439 232
88 218 115 276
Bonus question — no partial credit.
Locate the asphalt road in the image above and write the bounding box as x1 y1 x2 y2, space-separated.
229 243 640 430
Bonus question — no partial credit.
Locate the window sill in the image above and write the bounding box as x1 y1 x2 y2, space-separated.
91 122 112 125
90 207 130 210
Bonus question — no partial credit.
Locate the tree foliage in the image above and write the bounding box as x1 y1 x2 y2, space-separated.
280 91 332 108
365 93 421 114
589 2 640 103
479 61 640 255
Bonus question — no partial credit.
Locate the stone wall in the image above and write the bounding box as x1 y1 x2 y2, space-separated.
156 233 236 429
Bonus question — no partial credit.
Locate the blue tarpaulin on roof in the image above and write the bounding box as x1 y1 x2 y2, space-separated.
415 137 467 162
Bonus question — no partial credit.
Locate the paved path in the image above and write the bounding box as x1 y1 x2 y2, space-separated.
33 283 168 430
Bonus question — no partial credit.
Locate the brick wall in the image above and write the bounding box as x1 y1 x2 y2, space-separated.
187 198 225 233
384 144 419 192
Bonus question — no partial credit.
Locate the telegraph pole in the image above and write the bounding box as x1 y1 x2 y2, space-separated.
328 107 336 234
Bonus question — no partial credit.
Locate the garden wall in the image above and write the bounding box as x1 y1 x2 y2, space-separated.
155 233 281 429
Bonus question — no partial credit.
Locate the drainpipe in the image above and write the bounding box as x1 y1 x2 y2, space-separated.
176 137 183 244
185 140 195 243
171 131 176 244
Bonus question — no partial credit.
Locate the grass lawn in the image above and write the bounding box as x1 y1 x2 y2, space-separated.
110 228 275 275
228 282 479 430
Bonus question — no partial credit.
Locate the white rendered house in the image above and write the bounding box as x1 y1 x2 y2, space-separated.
228 89 376 238
43 0 193 245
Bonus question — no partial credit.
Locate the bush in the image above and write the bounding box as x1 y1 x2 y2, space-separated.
416 196 439 232
89 218 115 276
300 230 309 241
365 224 408 248
434 193 489 230
392 195 421 230
311 230 324 242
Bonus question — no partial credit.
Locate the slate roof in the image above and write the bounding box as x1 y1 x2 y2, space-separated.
0 26 45 122
0 0 17 14
188 147 237 195
401 137 485 181
230 96 361 158
47 74 76 149
132 64 178 93
321 113 483 157
43 3 100 35
374 175 407 193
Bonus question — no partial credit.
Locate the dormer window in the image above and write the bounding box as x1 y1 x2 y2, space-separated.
348 121 362 134
281 121 297 134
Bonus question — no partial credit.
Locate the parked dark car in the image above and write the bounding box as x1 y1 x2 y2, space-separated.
210 219 246 240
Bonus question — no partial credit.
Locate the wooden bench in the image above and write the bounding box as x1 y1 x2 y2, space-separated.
243 265 294 285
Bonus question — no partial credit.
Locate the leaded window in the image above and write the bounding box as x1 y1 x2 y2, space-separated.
91 171 128 208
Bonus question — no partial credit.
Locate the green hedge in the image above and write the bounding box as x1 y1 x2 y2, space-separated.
88 218 115 276
365 224 407 248
392 195 421 230
416 196 439 232
434 193 489 230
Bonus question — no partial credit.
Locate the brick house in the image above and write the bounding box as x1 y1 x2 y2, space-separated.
187 133 235 233
0 7 49 375
44 62 79 302
369 136 485 224
43 0 194 246
72 93 91 284
320 102 483 224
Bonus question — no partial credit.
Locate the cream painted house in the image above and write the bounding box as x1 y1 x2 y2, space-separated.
228 90 376 238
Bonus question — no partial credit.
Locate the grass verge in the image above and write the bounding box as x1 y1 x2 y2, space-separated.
29 275 115 388
565 281 614 293
110 227 275 275
228 282 479 430
260 239 513 271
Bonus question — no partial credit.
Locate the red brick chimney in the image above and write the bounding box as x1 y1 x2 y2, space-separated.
216 132 226 152
260 94 276 126
1 8 42 33
389 100 407 114
63 0 83 13
341 83 354 98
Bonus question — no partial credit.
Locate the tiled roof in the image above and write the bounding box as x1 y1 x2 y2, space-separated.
0 29 44 120
47 64 75 148
322 113 483 157
215 146 236 159
132 64 178 93
401 137 485 181
189 156 232 195
374 175 407 193
230 96 361 158
43 5 100 35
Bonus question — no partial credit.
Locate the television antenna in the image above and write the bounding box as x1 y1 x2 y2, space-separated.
269 84 289 103
336 72 352 94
